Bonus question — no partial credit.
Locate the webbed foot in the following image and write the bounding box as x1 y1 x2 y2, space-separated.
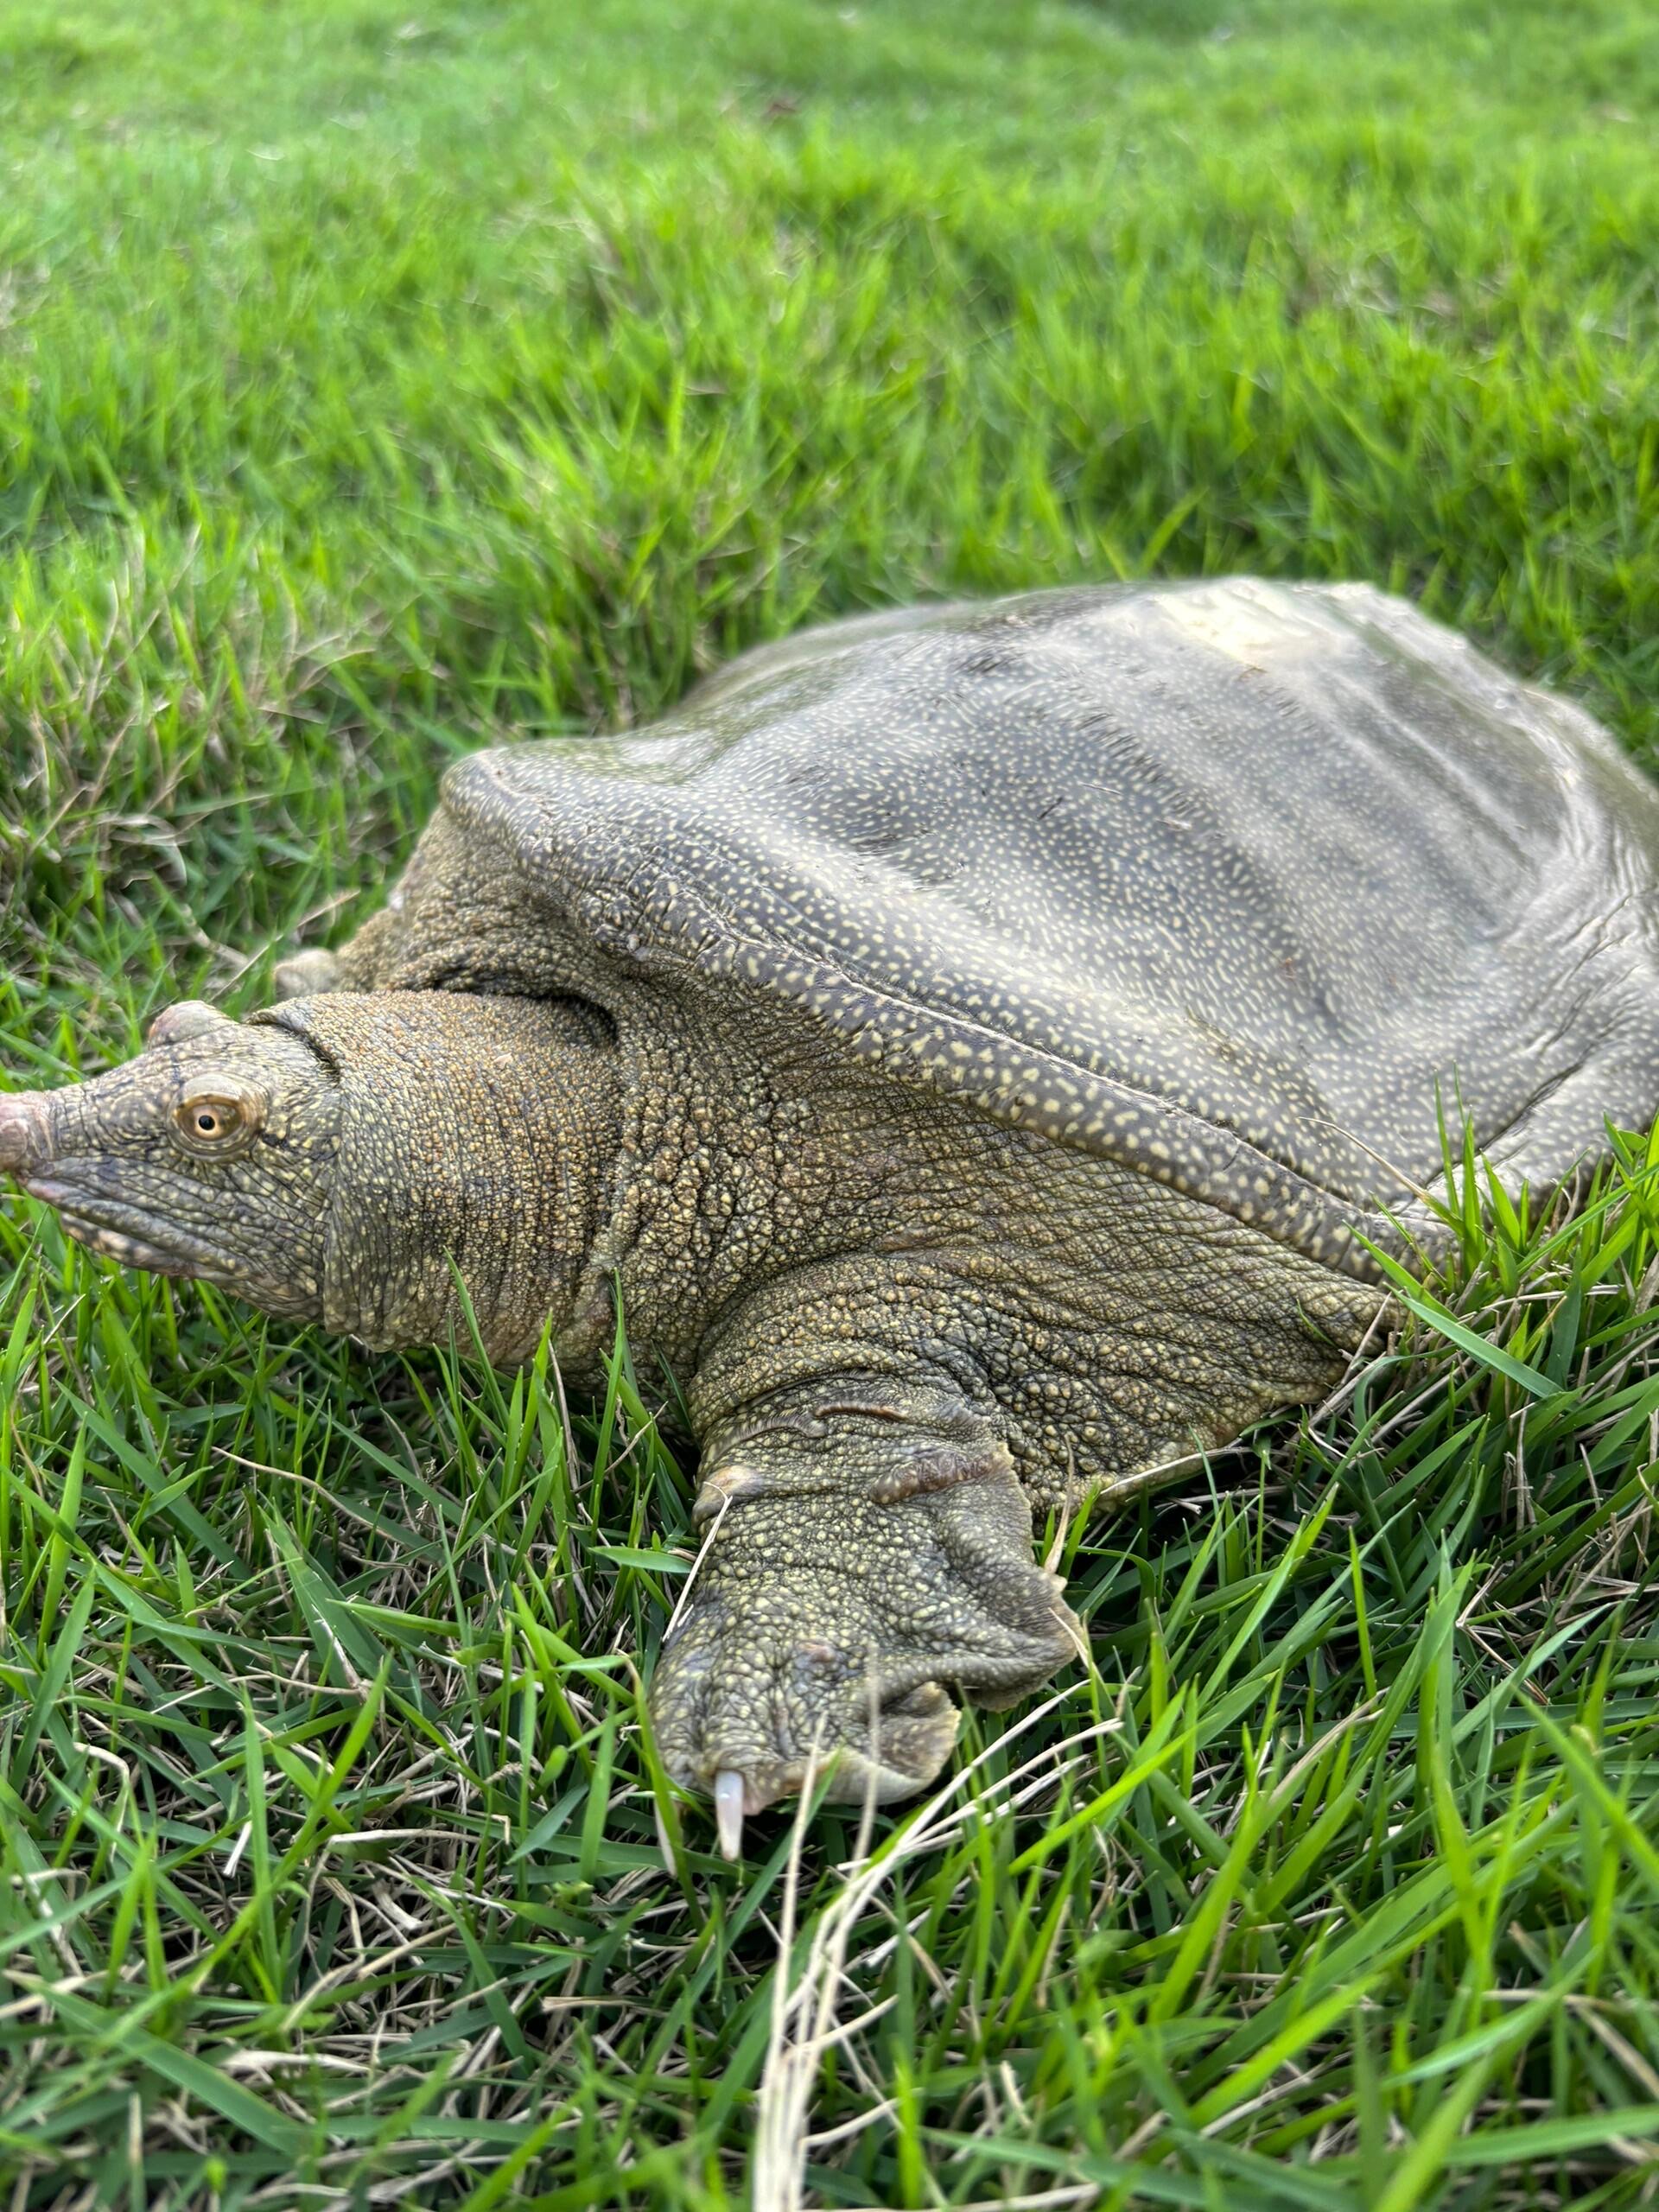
649 1394 1081 1856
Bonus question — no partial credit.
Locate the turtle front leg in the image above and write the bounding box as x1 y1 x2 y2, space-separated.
650 1383 1082 1856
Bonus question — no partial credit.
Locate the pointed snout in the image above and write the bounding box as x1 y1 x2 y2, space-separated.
0 1092 50 1179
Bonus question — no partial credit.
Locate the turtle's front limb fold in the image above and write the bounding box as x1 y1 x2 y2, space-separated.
272 948 343 1000
650 1384 1082 1854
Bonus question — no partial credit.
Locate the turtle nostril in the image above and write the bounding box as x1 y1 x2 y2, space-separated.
0 1094 48 1178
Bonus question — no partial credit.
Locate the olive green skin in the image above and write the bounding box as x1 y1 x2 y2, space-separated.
6 580 1659 1840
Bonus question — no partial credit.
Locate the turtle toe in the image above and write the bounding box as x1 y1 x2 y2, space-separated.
653 1611 963 1857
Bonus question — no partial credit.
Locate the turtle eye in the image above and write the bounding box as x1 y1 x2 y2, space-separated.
172 1081 263 1160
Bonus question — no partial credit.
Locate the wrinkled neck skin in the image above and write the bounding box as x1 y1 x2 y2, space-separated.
287 993 623 1367
569 985 937 1386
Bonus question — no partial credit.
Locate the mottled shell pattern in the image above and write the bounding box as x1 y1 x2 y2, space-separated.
442 579 1659 1277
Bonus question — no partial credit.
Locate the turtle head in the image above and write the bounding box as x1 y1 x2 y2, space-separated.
0 991 620 1362
0 1001 339 1321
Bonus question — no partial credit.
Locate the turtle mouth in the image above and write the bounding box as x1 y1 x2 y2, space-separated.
21 1173 246 1288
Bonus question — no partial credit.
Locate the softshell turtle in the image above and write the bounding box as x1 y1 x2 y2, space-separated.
6 578 1659 1855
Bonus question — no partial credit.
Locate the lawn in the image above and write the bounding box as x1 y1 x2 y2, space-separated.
3 0 1659 2203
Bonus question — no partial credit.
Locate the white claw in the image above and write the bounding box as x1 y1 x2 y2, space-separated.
713 1770 746 1861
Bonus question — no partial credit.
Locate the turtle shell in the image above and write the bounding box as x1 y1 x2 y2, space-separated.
442 580 1659 1278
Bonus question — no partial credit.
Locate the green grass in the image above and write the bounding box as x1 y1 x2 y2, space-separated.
3 0 1659 2202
